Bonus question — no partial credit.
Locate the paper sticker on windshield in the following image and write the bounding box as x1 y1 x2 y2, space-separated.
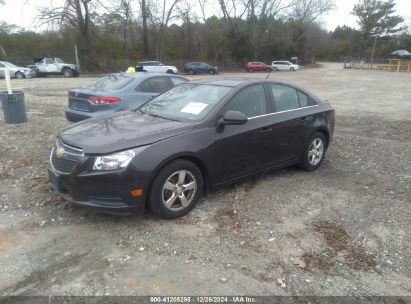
181 102 208 115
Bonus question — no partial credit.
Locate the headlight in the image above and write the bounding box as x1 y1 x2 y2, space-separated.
93 150 135 171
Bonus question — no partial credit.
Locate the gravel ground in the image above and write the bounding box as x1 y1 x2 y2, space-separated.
0 63 410 296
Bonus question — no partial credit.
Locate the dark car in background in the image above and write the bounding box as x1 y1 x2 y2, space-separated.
245 62 273 72
50 77 335 219
183 62 219 75
65 73 188 122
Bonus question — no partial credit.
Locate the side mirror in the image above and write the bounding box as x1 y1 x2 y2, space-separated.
218 111 248 126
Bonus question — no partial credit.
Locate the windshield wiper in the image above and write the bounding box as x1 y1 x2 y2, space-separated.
146 113 180 122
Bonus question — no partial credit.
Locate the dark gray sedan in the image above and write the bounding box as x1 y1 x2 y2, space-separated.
65 73 188 122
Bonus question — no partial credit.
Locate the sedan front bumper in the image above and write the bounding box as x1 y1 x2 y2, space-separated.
48 165 147 215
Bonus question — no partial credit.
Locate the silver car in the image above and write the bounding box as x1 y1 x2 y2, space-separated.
65 72 188 122
0 61 35 79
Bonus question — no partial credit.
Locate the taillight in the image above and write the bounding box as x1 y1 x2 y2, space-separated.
88 96 121 104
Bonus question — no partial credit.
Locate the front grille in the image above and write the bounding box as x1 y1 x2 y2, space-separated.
57 138 83 155
51 152 79 173
50 139 84 174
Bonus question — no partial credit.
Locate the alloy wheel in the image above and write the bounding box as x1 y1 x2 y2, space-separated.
308 138 324 166
162 170 197 211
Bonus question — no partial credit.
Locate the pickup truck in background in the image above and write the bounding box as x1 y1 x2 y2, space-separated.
28 57 79 78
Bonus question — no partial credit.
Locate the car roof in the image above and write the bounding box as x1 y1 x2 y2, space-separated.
112 72 186 80
189 77 298 88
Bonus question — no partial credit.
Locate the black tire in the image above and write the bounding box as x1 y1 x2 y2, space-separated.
15 72 24 79
290 67 295 71
209 69 216 75
299 132 327 171
273 67 278 71
63 68 73 78
148 159 204 219
188 69 195 75
166 69 174 74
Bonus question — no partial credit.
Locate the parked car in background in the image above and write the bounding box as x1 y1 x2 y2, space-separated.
245 62 272 72
65 73 188 122
27 57 79 78
136 61 178 74
390 50 411 59
272 61 299 71
0 61 36 79
50 77 335 219
183 62 219 75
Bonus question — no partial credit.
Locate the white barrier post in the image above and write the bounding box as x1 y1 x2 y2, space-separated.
5 67 13 94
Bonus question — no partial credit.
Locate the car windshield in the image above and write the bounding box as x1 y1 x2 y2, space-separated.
55 58 64 63
139 83 231 122
85 74 134 91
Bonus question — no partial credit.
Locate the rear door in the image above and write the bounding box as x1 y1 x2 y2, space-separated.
213 84 273 183
264 83 311 165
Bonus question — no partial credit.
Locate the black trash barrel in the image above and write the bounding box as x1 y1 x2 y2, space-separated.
0 91 27 124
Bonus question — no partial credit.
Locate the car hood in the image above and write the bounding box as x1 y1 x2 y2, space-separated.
60 111 195 154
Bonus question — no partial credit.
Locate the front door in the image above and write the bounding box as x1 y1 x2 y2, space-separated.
212 84 272 184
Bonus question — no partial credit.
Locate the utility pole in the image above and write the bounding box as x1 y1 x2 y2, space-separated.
370 35 377 69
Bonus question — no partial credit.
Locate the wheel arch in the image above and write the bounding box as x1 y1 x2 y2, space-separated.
314 127 330 148
148 155 210 196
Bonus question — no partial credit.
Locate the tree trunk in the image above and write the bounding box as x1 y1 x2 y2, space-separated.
141 0 149 59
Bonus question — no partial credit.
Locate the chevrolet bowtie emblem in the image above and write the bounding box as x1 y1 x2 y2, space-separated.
55 147 64 158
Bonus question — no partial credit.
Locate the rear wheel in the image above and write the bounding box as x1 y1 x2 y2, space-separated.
148 159 204 219
15 72 24 79
63 68 73 78
299 133 327 171
273 67 278 71
188 69 195 75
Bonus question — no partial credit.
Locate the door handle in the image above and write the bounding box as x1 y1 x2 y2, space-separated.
260 127 272 134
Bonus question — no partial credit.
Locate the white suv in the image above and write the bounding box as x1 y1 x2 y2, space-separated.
137 61 178 74
272 61 299 71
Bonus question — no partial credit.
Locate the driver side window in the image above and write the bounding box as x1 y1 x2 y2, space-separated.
223 84 267 118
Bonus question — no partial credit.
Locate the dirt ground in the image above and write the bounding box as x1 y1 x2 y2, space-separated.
0 63 410 296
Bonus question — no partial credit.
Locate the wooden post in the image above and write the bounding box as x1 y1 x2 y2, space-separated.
407 61 410 72
396 60 400 72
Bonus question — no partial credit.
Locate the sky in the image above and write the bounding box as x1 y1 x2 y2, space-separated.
0 0 410 32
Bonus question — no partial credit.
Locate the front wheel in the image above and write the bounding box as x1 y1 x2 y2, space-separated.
15 72 24 79
63 68 73 77
166 69 175 74
299 133 327 171
290 67 295 71
148 159 204 219
209 69 216 75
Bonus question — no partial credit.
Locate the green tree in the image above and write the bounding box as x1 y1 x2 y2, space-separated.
352 0 404 40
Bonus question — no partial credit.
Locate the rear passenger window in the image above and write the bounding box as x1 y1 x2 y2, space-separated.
298 91 316 107
223 84 267 118
136 79 152 92
148 77 172 93
271 84 299 112
170 77 188 86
